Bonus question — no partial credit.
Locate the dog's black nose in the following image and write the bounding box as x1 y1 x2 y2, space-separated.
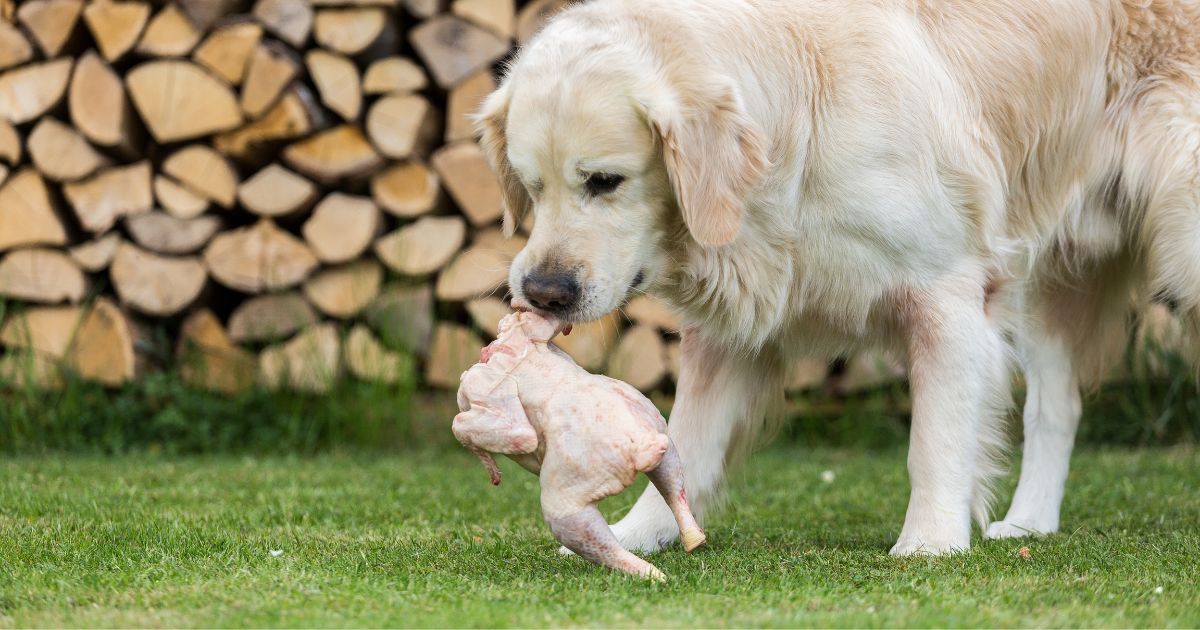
522 271 580 314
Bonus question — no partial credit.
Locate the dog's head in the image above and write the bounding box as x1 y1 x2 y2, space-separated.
476 10 767 322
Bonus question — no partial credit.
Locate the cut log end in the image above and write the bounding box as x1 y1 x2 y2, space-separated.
259 323 341 393
303 193 381 264
203 219 319 293
0 248 87 304
110 242 207 317
66 297 141 387
126 60 242 143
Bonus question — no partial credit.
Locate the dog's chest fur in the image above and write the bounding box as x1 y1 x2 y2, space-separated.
662 146 983 356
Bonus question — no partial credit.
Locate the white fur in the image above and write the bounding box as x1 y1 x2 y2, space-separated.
477 0 1200 555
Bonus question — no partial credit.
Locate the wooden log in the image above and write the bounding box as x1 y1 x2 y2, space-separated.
435 245 510 301
135 3 201 57
465 297 510 338
66 297 141 387
424 323 482 388
192 19 262 85
0 351 63 389
452 0 514 40
302 193 380 263
431 141 502 226
154 175 209 220
302 259 383 318
366 94 438 160
371 160 440 218
237 163 317 217
1130 302 1185 379
787 359 829 392
445 69 494 142
126 60 242 143
81 0 150 63
240 41 298 118
110 242 207 317
27 117 109 182
0 305 82 359
162 145 238 209
62 161 152 233
607 324 668 392
374 215 465 276
362 283 433 356
213 84 322 161
282 124 383 183
624 295 681 332
409 15 509 89
0 248 86 304
0 58 73 124
362 56 427 95
178 309 257 394
16 0 83 58
69 50 137 154
68 232 121 272
0 18 34 70
471 227 527 258
345 323 412 384
403 0 446 19
0 169 68 253
228 291 316 342
306 49 360 121
125 211 222 255
516 0 568 44
203 219 319 293
553 312 619 371
830 351 907 395
252 0 312 48
313 7 388 56
176 0 250 31
310 0 395 5
259 322 341 393
0 118 19 164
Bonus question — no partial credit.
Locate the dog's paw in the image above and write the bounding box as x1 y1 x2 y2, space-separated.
608 512 680 555
984 520 1054 540
889 536 968 557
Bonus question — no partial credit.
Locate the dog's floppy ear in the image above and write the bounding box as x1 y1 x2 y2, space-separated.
643 78 768 247
474 82 532 237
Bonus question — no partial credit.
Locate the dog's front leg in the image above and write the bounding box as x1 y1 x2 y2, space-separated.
891 271 1011 556
605 327 783 554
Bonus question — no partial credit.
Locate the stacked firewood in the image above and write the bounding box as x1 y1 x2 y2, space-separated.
0 0 855 396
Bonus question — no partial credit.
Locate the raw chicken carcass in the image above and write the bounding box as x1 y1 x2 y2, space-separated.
453 310 705 580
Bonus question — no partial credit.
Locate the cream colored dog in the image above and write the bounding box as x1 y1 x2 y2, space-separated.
476 0 1200 555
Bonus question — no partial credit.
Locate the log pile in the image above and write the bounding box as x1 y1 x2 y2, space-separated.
0 0 851 396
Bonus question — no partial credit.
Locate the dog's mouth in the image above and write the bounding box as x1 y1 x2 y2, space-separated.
509 268 647 332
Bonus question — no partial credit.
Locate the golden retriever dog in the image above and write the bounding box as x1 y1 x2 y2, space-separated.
477 0 1200 555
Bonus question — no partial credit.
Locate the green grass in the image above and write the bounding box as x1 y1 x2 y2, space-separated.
1 446 1197 628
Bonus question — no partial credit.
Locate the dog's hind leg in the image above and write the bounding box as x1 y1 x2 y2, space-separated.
986 248 1134 539
986 323 1081 539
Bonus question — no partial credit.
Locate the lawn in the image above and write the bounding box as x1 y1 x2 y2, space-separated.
1 446 1197 628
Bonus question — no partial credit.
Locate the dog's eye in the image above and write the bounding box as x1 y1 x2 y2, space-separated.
584 172 625 196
